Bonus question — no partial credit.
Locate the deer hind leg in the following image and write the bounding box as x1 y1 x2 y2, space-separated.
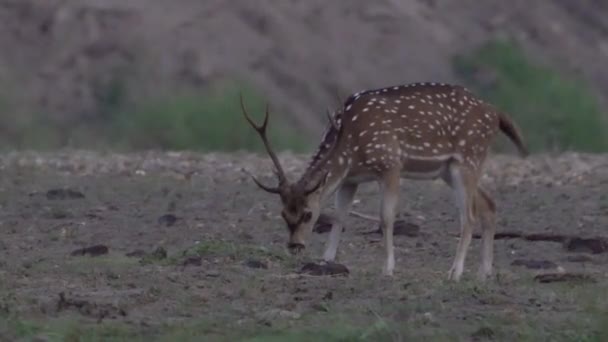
323 183 358 262
445 163 476 282
379 169 400 276
475 187 496 281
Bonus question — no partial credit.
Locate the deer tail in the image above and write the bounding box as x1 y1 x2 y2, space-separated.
498 111 529 157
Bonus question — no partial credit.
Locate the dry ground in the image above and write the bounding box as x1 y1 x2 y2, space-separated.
0 151 607 341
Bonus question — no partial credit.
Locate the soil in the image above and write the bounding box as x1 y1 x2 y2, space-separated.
0 151 607 340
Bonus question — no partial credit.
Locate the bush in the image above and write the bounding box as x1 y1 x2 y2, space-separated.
0 82 309 153
108 84 308 152
453 39 608 153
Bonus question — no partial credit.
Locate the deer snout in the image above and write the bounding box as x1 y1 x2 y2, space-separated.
287 242 305 254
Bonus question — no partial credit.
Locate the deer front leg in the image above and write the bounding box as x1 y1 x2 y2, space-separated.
379 170 400 276
323 183 358 262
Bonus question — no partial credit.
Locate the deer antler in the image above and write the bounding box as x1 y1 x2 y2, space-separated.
240 94 288 192
326 108 339 130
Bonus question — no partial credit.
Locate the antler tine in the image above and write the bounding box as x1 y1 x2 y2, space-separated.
241 168 281 194
239 94 288 186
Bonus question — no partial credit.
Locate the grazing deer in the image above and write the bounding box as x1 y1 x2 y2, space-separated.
241 82 528 281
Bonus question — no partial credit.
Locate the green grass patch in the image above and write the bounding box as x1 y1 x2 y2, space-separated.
174 239 293 265
0 316 400 342
108 83 308 153
0 81 309 153
453 39 608 153
62 254 140 276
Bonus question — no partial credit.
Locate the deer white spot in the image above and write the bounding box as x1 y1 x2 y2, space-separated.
379 100 386 105
370 122 376 127
359 130 367 137
353 146 359 151
432 149 438 153
394 99 401 104
467 130 473 135
352 115 358 122
459 140 466 146
363 108 369 112
338 157 344 165
408 105 415 110
423 142 431 147
346 104 352 111
393 86 399 90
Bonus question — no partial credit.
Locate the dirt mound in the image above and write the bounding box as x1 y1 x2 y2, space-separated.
1 0 608 136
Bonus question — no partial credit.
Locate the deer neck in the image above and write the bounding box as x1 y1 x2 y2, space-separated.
295 133 350 202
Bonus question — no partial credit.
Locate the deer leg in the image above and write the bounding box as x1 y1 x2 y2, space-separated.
379 170 400 276
446 164 476 282
323 183 358 261
476 187 496 281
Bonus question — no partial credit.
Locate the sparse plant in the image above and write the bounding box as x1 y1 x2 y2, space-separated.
453 39 608 153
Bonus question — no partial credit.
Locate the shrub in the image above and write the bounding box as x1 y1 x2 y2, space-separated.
108 84 308 152
453 39 608 153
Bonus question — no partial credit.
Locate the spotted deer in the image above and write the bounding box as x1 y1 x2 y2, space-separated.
241 82 528 281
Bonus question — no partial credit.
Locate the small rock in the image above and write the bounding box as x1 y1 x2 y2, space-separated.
244 259 268 269
564 237 608 254
70 245 109 257
150 247 168 260
158 214 178 227
300 261 349 276
205 270 220 278
181 256 202 267
471 326 495 341
511 259 557 270
394 220 420 237
46 188 85 200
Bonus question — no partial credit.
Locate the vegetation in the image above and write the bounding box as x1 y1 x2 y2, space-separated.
0 82 308 153
453 39 608 153
2 39 608 153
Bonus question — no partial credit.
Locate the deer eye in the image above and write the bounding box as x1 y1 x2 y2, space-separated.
302 211 312 223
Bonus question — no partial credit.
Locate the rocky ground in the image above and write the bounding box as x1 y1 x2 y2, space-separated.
0 151 607 341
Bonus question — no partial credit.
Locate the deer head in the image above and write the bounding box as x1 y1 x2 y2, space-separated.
240 95 327 254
